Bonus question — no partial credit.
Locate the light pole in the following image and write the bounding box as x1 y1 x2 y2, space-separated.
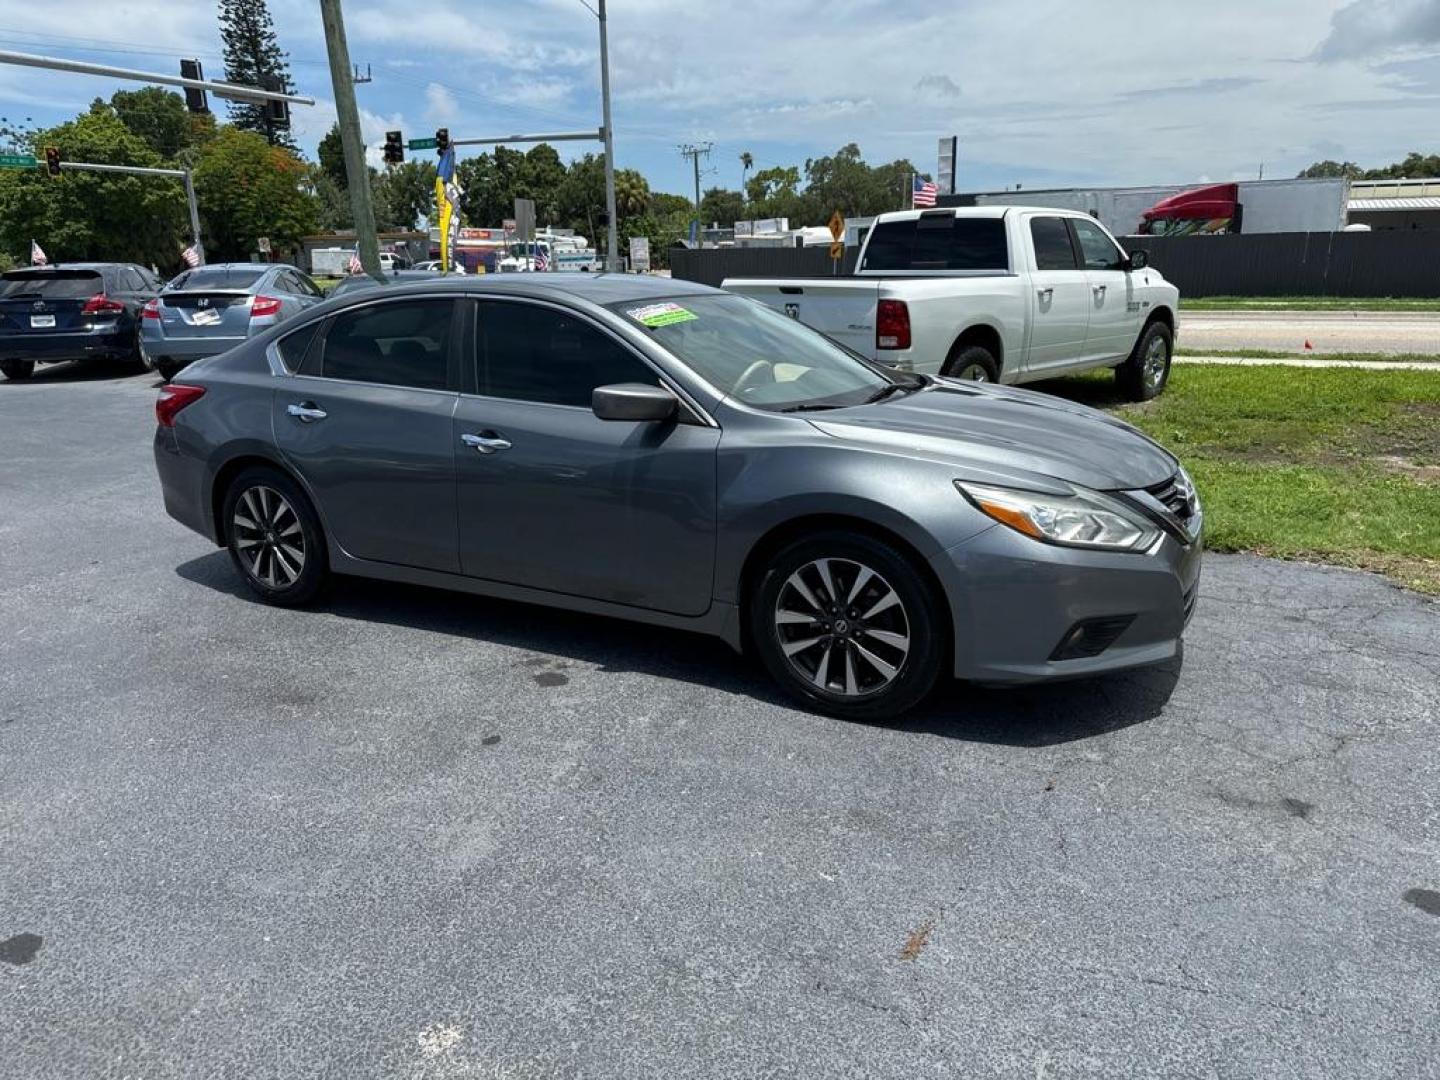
594 0 619 272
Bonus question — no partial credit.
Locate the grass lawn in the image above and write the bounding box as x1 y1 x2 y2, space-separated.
1040 365 1440 594
1175 348 1440 363
1180 296 1440 312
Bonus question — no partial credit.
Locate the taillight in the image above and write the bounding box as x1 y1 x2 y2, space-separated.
250 295 282 318
82 293 125 315
142 298 161 319
876 299 911 350
156 384 205 427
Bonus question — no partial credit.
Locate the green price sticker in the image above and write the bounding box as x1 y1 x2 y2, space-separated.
627 302 697 327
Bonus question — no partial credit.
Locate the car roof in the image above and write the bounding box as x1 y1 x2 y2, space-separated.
324 272 718 305
3 262 129 272
181 262 281 272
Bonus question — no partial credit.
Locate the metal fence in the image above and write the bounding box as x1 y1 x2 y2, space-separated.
671 231 1440 297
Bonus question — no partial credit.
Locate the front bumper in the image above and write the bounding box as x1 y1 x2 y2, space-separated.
931 521 1202 684
0 325 131 362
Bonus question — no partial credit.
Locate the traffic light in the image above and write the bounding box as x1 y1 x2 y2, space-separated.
261 74 290 131
435 128 450 153
179 59 209 114
43 146 61 178
383 131 404 166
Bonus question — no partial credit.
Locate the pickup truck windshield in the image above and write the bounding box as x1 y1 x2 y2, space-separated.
612 294 901 411
861 216 1008 272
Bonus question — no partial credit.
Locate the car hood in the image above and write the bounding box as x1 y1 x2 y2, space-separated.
808 379 1178 491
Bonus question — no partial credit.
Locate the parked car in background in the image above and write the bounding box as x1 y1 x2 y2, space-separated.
329 269 443 297
141 263 325 381
413 260 466 274
152 275 1202 721
724 206 1180 401
0 263 161 381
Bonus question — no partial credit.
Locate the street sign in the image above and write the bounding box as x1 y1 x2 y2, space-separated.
257 236 271 254
408 137 437 151
828 210 844 242
629 236 650 273
0 154 37 169
829 241 844 260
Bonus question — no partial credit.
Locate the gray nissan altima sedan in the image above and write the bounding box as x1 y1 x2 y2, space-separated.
152 274 1202 720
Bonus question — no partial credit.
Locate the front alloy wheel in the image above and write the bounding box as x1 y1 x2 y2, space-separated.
223 467 327 605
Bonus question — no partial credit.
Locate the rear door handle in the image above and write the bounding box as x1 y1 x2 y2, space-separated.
286 402 327 423
462 432 512 454
1093 284 1108 294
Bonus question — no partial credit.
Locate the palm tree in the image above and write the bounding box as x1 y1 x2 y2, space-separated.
614 169 650 220
740 151 754 195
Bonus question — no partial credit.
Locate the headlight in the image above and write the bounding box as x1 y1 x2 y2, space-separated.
956 481 1161 552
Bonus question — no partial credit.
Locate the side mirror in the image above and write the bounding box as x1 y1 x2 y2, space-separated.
592 383 678 422
1125 249 1149 271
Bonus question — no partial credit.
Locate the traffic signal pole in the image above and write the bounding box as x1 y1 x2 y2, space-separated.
57 160 205 266
318 0 382 280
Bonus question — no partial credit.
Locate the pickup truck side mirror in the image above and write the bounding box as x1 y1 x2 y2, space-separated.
1125 250 1149 271
592 383 678 422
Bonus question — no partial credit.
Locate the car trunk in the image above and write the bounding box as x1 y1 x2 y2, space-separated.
158 291 255 338
0 270 107 334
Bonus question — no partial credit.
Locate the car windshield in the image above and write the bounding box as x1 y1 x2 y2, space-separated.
0 270 103 298
611 293 910 411
168 267 265 291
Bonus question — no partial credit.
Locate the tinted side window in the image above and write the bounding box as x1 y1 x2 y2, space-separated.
1071 218 1125 270
478 301 655 408
1030 217 1078 271
862 217 1008 271
320 299 453 390
277 321 321 372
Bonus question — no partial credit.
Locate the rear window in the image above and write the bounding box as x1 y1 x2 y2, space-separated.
861 216 1009 272
168 267 265 291
0 270 104 299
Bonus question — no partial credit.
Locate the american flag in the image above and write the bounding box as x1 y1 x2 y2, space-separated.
30 239 48 266
346 250 363 274
912 175 938 208
181 243 201 268
533 245 549 271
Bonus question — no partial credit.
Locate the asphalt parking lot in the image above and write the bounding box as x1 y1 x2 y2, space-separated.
3 363 1438 1079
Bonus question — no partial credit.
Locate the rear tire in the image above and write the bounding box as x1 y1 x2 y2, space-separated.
749 531 947 721
1117 320 1172 401
1 359 34 381
943 344 999 382
222 466 328 606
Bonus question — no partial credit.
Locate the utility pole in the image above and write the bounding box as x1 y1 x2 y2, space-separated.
318 0 382 279
679 142 712 234
597 0 619 272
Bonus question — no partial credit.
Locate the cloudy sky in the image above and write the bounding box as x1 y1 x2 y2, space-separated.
0 0 1436 201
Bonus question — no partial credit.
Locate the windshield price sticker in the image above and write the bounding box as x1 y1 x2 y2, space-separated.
627 302 697 327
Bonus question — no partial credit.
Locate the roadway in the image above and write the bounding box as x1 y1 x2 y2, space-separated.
1178 309 1440 355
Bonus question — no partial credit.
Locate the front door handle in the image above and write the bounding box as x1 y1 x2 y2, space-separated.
287 402 327 423
462 431 512 454
1093 284 1108 294
1036 286 1054 300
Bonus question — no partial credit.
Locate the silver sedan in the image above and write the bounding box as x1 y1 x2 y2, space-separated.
140 263 325 381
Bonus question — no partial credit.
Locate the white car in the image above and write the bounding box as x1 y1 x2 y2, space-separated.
723 206 1181 400
413 260 466 274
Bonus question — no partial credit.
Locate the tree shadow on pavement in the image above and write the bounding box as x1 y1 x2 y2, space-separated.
176 550 1179 748
1 360 151 385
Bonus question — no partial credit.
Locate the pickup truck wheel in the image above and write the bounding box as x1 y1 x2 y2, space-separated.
943 345 998 382
1118 321 1172 401
1 359 35 381
749 531 946 722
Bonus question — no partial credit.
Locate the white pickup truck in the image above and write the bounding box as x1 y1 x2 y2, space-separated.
722 206 1180 400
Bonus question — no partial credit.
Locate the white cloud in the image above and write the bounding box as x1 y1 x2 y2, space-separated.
424 82 457 125
1317 0 1440 60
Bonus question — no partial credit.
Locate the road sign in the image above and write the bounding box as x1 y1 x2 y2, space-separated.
502 218 517 232
630 236 651 273
257 236 271 254
829 241 844 260
408 137 437 151
828 210 844 242
0 154 37 169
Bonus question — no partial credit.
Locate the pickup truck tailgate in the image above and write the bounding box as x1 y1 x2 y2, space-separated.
722 278 882 359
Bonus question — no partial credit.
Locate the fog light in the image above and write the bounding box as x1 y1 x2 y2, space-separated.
1049 616 1135 661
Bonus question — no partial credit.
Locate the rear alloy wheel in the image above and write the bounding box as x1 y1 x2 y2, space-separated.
1117 321 1172 401
1 359 35 381
943 344 999 383
223 467 327 606
750 532 946 721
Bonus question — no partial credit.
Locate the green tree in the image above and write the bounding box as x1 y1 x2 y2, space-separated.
802 143 918 220
1297 160 1363 179
110 86 213 161
649 192 691 217
614 168 650 220
745 165 804 221
374 159 437 230
518 144 567 224
698 186 745 227
317 123 348 189
193 126 316 259
739 150 753 192
0 103 186 266
306 166 351 231
219 0 296 147
1297 152 1440 180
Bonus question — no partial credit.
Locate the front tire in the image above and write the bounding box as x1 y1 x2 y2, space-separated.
222 467 328 606
749 531 947 721
1117 320 1172 401
1 359 35 381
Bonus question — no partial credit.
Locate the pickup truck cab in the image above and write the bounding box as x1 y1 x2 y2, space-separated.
723 206 1179 400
